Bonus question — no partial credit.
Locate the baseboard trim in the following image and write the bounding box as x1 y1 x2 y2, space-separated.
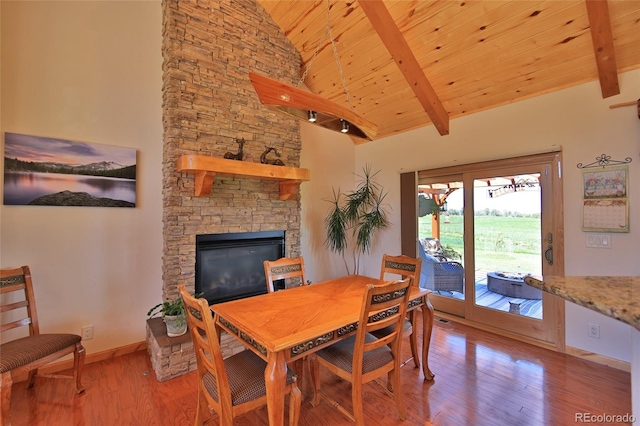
434 312 630 373
565 346 631 372
433 312 559 352
12 341 147 383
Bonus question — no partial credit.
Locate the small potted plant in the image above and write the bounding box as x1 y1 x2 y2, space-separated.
147 297 187 337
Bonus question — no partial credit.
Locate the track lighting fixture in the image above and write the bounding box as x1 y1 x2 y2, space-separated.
248 0 378 141
340 119 349 133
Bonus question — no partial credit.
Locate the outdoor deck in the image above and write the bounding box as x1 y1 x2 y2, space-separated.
436 268 543 319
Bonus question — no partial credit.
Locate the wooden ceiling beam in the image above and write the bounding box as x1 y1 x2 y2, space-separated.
585 0 620 98
358 0 450 136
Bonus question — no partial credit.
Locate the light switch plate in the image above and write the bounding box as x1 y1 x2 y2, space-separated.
586 234 611 249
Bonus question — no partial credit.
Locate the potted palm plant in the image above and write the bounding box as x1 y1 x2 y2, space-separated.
147 297 187 337
325 165 390 274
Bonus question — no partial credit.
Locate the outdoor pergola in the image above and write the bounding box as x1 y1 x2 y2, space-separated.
418 175 540 240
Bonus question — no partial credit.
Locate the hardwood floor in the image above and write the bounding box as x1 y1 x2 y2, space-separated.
9 314 632 425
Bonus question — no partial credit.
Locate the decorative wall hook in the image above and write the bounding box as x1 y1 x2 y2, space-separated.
576 154 632 169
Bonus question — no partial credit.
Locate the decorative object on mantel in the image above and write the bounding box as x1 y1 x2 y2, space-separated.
248 0 378 141
260 147 285 166
608 98 640 119
578 155 630 233
223 137 246 161
576 153 632 169
176 154 310 200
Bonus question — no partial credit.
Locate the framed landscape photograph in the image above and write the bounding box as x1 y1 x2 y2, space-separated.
3 132 137 207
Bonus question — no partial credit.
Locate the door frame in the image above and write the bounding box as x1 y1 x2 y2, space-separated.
403 150 565 351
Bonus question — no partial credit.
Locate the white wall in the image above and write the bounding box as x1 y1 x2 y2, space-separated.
299 123 355 282
0 1 163 353
302 69 640 363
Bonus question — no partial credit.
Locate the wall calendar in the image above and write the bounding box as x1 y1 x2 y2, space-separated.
581 165 629 232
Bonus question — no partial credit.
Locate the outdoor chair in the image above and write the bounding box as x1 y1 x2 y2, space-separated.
0 266 85 426
309 278 411 426
179 284 302 426
263 256 307 293
418 241 465 293
421 237 443 256
370 254 422 370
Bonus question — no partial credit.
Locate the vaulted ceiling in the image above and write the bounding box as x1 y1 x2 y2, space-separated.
256 0 640 142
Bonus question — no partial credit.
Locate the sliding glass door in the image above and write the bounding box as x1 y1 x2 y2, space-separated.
465 167 549 340
410 152 564 347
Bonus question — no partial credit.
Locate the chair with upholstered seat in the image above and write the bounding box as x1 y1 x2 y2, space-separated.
309 278 411 426
0 265 85 426
263 256 307 293
178 284 301 426
263 256 308 383
370 254 422 370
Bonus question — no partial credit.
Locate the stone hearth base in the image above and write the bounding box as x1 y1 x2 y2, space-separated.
146 317 246 382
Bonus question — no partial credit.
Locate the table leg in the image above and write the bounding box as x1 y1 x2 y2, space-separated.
265 350 287 426
421 295 435 381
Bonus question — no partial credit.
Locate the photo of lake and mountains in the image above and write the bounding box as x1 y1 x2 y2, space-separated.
3 133 136 207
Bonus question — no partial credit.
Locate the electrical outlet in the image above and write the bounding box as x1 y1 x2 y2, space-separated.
81 325 94 340
588 323 600 339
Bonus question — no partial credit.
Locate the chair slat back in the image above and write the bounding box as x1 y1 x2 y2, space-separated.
0 266 40 337
380 254 421 288
263 256 307 292
355 279 411 364
179 284 231 409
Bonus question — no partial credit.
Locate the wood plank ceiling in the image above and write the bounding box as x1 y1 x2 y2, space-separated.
256 0 640 142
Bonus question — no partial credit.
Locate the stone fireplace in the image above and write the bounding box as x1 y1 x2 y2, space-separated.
147 0 303 381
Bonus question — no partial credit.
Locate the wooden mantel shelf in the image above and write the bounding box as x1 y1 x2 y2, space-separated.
176 154 310 200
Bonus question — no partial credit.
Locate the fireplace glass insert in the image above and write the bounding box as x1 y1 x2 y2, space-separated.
195 231 285 305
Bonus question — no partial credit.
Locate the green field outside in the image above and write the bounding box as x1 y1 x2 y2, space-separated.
418 213 541 275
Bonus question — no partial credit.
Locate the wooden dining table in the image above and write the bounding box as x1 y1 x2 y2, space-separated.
211 274 434 426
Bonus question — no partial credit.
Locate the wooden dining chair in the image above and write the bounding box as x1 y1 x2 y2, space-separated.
0 266 86 426
178 284 301 426
263 256 307 293
263 256 308 382
371 254 422 370
309 278 412 426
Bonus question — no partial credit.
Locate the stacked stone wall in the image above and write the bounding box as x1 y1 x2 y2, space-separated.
153 0 302 379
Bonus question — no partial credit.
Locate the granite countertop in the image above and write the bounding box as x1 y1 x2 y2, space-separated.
524 276 640 331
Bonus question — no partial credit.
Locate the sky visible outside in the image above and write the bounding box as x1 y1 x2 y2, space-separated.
4 133 136 167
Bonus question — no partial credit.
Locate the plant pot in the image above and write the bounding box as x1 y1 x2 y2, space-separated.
163 314 187 337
